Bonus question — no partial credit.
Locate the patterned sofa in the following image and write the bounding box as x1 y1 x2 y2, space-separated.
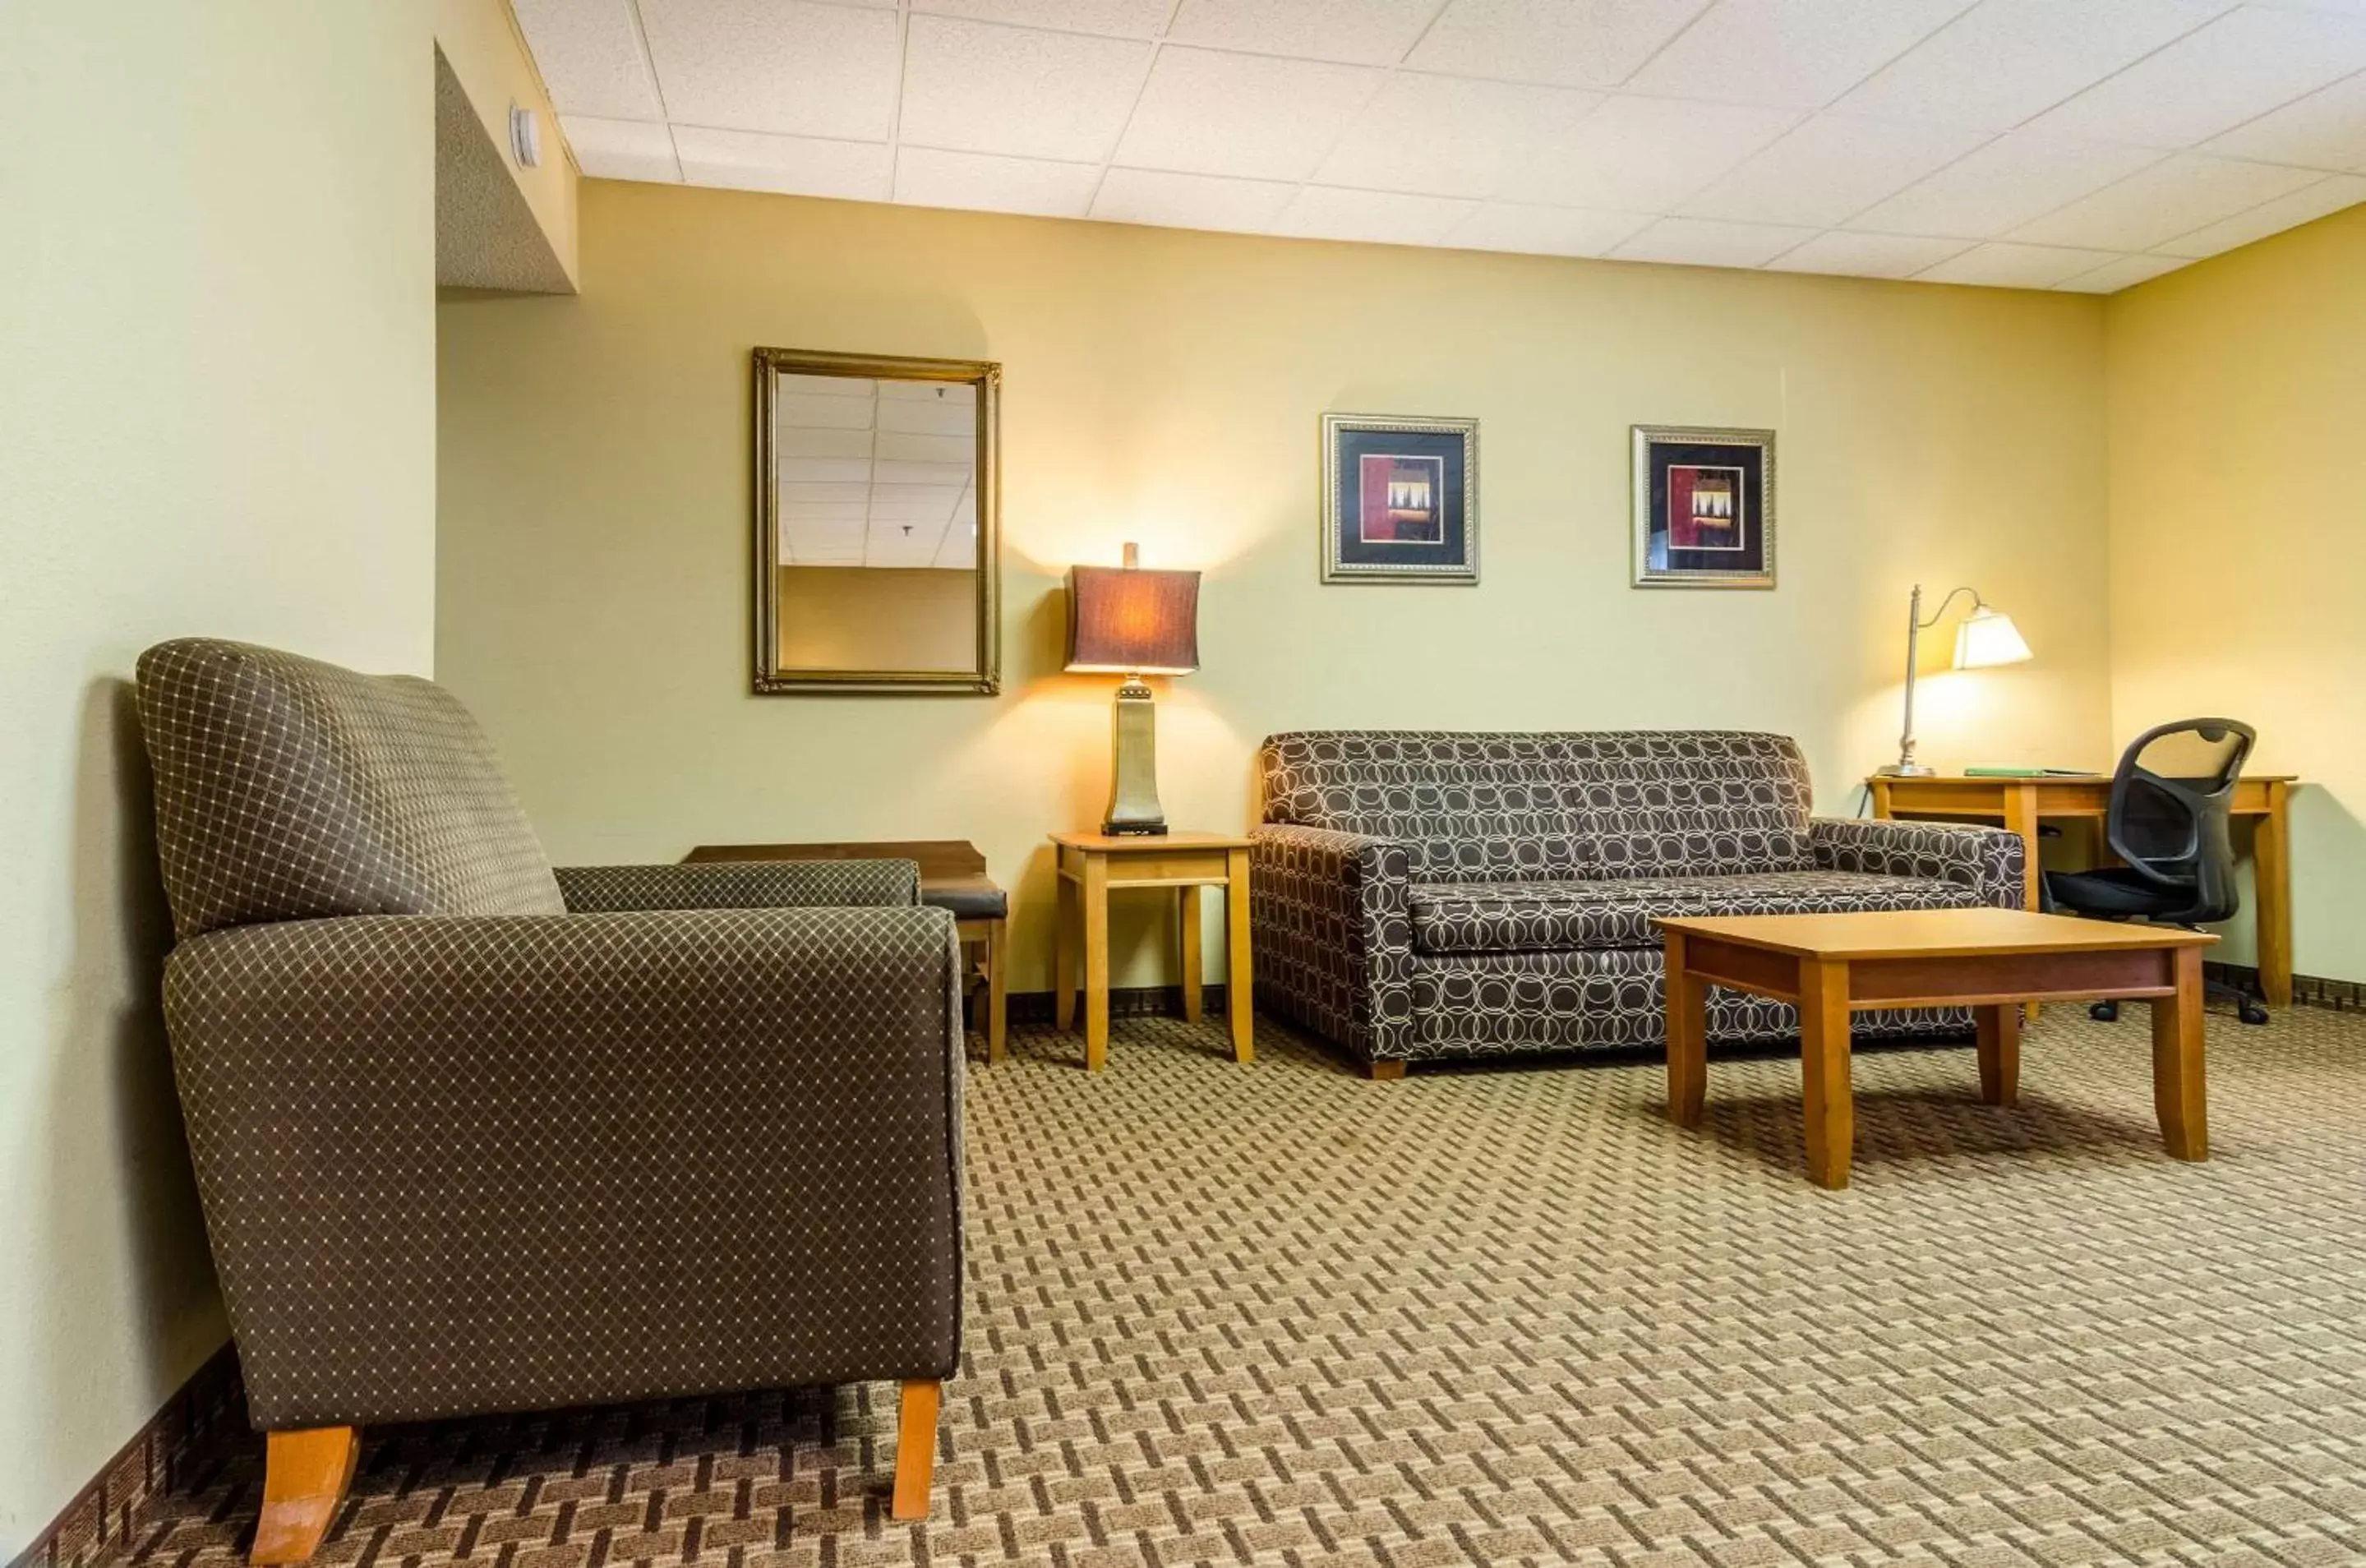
1249 731 2025 1072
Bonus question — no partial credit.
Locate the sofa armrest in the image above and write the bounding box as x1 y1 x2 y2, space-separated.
163 905 962 1429
1249 823 1416 1064
554 858 920 911
1810 817 2026 908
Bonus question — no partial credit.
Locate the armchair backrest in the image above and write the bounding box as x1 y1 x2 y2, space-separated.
1258 730 1817 883
136 638 565 940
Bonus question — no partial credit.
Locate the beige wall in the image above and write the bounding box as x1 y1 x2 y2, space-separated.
2105 204 2366 979
434 0 578 288
440 179 2115 992
0 2 439 1552
778 567 981 674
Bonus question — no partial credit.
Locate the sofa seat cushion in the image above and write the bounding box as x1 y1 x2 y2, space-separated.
1408 869 1981 956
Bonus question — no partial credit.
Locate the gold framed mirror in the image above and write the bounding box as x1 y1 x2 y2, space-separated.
754 347 1000 694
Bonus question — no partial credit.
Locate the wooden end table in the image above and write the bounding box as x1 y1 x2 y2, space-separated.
1654 907 2217 1190
1051 832 1254 1072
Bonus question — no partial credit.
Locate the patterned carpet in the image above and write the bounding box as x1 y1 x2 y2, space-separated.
108 1007 2366 1568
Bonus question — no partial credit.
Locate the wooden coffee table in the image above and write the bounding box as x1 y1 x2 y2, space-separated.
1653 908 2217 1190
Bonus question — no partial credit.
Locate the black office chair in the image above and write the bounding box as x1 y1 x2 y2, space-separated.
2045 717 2269 1026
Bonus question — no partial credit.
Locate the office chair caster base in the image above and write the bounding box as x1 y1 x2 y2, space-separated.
2089 1000 2120 1023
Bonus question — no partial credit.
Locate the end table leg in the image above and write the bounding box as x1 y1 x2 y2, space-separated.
1054 871 1077 1032
1225 848 1254 1064
986 916 1008 1066
1663 931 1706 1128
1800 959 1854 1190
1178 884 1204 1025
1976 1002 2020 1107
1083 856 1110 1072
2152 945 2209 1160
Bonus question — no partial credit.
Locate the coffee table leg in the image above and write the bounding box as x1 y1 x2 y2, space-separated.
1800 959 1853 1190
1976 1003 2020 1107
2152 945 2208 1160
1663 932 1706 1128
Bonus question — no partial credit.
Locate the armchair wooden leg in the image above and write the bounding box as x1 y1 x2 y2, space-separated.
252 1427 358 1566
890 1380 941 1521
1367 1060 1405 1081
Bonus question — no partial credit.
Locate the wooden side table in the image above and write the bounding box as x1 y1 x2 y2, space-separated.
1050 832 1254 1072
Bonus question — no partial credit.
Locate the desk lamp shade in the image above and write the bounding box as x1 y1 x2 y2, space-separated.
1953 605 2032 670
1065 543 1199 835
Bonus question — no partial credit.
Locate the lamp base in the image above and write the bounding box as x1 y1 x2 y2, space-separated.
1875 763 1938 777
1102 676 1168 837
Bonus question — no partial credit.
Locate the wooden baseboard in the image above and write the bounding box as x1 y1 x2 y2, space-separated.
1003 983 1228 1026
8 1343 245 1568
2207 961 2366 1012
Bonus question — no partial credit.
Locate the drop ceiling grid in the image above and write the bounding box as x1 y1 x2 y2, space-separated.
525 0 2366 292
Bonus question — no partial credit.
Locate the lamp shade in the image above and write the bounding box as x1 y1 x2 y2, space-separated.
1065 557 1200 676
1953 605 2032 670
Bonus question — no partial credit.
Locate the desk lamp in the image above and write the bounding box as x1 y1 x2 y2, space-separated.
1065 542 1200 835
1879 583 2032 777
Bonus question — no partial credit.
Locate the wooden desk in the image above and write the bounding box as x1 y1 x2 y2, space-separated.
1052 832 1254 1072
1658 908 2216 1189
1868 774 2296 1008
685 839 1008 1063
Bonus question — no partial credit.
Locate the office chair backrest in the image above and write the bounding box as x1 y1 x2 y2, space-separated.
2107 717 2255 924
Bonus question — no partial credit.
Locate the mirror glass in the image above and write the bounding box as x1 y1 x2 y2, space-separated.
754 350 999 694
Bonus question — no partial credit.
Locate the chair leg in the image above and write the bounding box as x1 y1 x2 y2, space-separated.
891 1379 941 1521
251 1427 359 1566
1367 1059 1405 1081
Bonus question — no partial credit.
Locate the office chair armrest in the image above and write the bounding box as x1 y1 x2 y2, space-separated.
1810 817 2025 909
554 858 921 911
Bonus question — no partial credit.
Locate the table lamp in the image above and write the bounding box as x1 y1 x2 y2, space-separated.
1065 542 1200 835
1879 583 2032 777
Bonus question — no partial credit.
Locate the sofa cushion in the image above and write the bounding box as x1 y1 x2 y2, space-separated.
1259 730 1818 882
136 638 565 940
1408 870 1982 956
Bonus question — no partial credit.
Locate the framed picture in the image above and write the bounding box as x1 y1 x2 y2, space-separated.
1631 425 1776 589
1321 413 1478 584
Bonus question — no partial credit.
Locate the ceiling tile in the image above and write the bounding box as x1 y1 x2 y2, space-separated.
561 116 682 182
893 147 1103 216
1915 241 2126 287
1115 48 1384 181
1315 73 1604 197
673 127 892 200
1625 0 1977 110
900 16 1151 162
1273 187 1482 245
639 0 902 141
1834 0 2234 131
2023 6 2366 149
910 0 1174 36
2052 253 2190 292
2207 70 2366 169
2012 154 2319 251
510 0 667 121
1406 0 1716 90
1610 215 1819 267
1764 230 1976 277
1497 95 1799 210
1166 0 1451 66
1447 202 1655 256
1091 167 1298 232
1681 114 1989 227
2152 171 2366 254
1847 130 2161 238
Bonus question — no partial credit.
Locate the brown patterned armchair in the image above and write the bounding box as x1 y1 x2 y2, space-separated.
136 639 963 1562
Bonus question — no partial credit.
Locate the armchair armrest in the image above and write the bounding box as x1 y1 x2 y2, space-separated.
554 858 920 911
1248 823 1416 1064
1810 817 2025 909
163 904 962 1430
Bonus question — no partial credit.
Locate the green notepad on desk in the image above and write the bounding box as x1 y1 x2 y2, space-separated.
1962 767 2102 777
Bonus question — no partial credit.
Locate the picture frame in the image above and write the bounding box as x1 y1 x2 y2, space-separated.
1320 413 1478 584
1631 424 1776 590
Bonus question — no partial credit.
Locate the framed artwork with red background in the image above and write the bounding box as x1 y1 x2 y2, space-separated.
1631 425 1776 589
1321 413 1479 584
